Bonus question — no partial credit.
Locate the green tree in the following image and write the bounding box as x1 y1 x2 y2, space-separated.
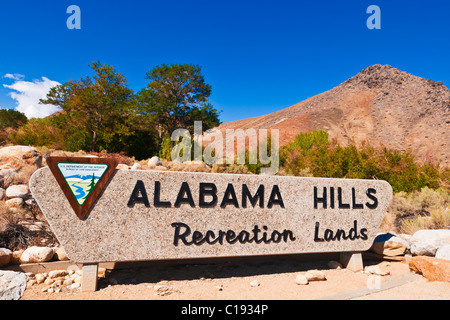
0 109 27 130
41 61 135 152
84 173 96 198
136 64 221 141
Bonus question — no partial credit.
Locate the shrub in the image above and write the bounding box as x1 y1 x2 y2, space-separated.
280 130 445 193
0 109 27 130
383 187 450 234
8 118 65 149
212 163 249 174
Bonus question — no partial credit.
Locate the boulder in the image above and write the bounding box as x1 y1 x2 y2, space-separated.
35 273 45 284
0 169 18 189
409 256 450 282
364 265 390 276
5 184 29 199
10 250 24 265
0 248 12 267
370 233 409 256
410 229 450 256
131 163 142 170
20 246 54 263
304 270 326 281
435 244 450 261
0 270 27 300
148 156 163 167
0 146 42 170
295 274 309 285
5 197 23 208
53 247 68 261
48 270 69 279
250 280 260 287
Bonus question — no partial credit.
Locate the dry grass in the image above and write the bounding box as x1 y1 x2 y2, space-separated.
0 201 57 250
211 163 249 174
400 207 450 235
381 187 450 234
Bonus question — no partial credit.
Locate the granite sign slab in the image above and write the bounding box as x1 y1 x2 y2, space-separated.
30 159 393 264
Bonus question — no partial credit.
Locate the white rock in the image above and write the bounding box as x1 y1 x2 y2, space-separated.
370 232 410 256
5 197 23 208
0 169 20 190
48 270 69 279
410 229 450 256
0 146 42 169
0 270 27 300
116 164 131 170
148 156 163 166
53 247 68 261
5 184 29 199
35 274 46 284
131 163 142 170
295 274 309 285
0 248 12 267
27 279 36 287
304 270 326 281
20 246 54 263
250 280 260 287
364 265 390 276
69 283 81 290
435 244 450 261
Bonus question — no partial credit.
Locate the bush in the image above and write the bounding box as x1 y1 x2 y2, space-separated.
212 163 249 174
280 130 445 193
8 118 65 149
0 109 27 130
382 187 450 234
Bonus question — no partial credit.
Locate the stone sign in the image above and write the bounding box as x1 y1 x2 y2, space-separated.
30 157 393 265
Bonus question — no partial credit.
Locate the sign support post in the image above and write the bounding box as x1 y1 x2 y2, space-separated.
81 263 99 292
340 252 364 272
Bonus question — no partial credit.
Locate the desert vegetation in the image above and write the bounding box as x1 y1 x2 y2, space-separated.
278 130 449 234
1 62 221 160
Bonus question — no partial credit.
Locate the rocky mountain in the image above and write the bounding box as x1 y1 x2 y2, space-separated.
212 65 450 166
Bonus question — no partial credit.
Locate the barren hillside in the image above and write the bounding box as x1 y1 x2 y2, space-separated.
212 65 450 166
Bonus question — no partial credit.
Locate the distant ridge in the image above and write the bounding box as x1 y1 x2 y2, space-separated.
213 65 450 166
65 174 100 180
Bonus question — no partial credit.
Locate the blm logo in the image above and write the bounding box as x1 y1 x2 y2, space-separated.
47 157 117 219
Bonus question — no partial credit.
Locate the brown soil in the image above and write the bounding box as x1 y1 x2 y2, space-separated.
20 258 450 300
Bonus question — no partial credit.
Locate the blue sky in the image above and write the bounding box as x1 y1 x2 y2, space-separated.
0 0 449 122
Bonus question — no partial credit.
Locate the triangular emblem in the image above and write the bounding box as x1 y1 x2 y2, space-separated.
47 157 117 219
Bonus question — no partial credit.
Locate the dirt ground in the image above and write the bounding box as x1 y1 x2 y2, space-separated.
20 256 450 300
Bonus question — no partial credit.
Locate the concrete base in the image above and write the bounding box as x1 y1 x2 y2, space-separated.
81 264 98 292
340 252 364 272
